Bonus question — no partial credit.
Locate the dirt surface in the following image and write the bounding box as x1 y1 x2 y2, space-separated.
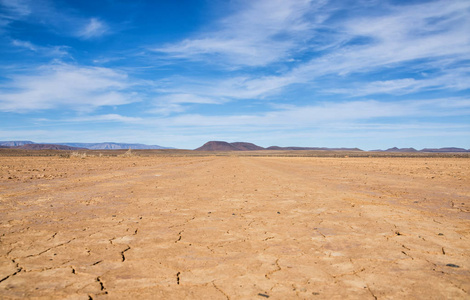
0 155 469 299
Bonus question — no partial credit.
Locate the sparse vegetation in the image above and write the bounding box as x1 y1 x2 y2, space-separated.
119 148 135 157
70 151 87 159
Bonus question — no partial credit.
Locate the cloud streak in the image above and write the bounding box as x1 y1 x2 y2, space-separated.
0 63 138 112
78 18 109 39
154 0 327 67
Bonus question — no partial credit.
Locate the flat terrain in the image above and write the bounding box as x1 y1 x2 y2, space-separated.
0 153 469 299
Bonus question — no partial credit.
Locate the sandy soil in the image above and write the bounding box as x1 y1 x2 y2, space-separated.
0 155 469 299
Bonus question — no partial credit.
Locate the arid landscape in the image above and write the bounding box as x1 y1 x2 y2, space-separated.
0 150 469 299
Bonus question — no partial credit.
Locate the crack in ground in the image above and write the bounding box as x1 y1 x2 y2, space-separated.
332 267 366 279
401 250 414 260
22 260 74 273
265 258 281 279
0 267 22 283
121 245 131 262
24 238 76 258
175 230 184 243
313 227 326 238
212 281 230 300
168 216 196 229
366 284 378 300
96 276 108 295
91 260 102 266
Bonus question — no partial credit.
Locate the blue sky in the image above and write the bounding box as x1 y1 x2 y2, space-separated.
0 0 469 150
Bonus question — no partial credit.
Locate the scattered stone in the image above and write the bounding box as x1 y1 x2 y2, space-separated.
446 264 460 268
438 233 444 236
277 212 280 214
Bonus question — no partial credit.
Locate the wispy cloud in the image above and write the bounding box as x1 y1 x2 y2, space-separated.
162 98 470 128
149 93 225 116
11 39 69 57
77 18 109 39
0 0 31 19
326 67 470 96
291 0 470 77
1 0 112 40
0 63 138 112
151 0 470 103
153 0 327 67
67 114 144 124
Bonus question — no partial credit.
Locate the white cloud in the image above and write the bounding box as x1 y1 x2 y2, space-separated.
156 93 222 104
0 63 138 112
160 97 470 128
148 93 225 116
291 0 470 78
68 114 144 124
154 0 326 66
326 67 470 96
78 18 109 39
11 39 69 56
151 0 470 102
0 0 31 18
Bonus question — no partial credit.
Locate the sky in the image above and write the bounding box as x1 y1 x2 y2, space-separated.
0 0 469 150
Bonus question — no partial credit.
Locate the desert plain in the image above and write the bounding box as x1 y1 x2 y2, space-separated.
0 151 469 299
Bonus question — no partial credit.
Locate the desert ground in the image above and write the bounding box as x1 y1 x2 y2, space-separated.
0 151 469 299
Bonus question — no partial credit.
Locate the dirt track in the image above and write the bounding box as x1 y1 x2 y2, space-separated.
0 155 469 299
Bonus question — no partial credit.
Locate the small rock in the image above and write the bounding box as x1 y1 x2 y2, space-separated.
258 293 269 298
438 233 444 236
446 264 460 268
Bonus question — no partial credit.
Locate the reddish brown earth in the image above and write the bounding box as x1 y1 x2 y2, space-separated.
0 154 469 299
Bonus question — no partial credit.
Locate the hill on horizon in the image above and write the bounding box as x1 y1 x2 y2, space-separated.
0 141 171 150
17 144 86 150
194 141 470 152
195 141 363 151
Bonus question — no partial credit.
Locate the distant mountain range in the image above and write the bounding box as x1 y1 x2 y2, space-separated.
373 147 470 153
195 141 363 152
195 141 470 152
59 142 170 150
1 140 469 152
0 141 171 150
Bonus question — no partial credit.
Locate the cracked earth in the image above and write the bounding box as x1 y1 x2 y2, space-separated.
0 155 469 299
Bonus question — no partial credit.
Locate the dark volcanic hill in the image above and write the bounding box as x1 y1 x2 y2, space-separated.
267 146 363 151
195 141 243 151
195 141 364 151
17 144 86 150
384 147 418 152
420 147 469 153
230 142 265 151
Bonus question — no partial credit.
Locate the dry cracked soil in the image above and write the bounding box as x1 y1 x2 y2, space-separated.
0 154 469 299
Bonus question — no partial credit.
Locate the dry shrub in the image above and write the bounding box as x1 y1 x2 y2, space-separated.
120 148 135 157
70 152 87 159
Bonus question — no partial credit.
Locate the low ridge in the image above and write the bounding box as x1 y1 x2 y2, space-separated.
195 141 242 151
17 144 86 150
